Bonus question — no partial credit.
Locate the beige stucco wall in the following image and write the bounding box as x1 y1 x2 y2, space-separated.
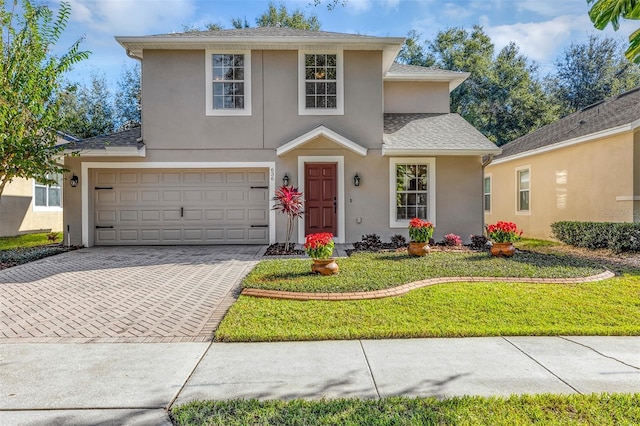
484 131 636 240
0 178 63 237
384 81 450 113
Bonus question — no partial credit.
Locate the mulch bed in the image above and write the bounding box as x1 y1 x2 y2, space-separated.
264 243 305 256
0 244 82 270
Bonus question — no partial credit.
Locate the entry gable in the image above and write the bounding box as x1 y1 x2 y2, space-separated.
276 125 368 157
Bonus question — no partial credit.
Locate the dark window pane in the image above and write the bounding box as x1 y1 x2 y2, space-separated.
318 96 327 108
233 54 244 67
416 207 427 219
305 69 315 80
316 55 326 66
305 54 314 67
484 177 491 193
327 82 336 95
519 191 529 211
407 207 417 218
224 83 234 95
484 195 491 211
305 82 315 95
306 96 315 108
223 96 235 108
417 175 428 191
397 206 407 220
407 193 416 205
326 96 337 108
327 68 336 80
223 54 233 66
318 82 326 94
326 55 336 66
235 68 244 80
224 67 234 80
235 96 244 109
417 193 428 205
235 83 244 95
35 187 46 206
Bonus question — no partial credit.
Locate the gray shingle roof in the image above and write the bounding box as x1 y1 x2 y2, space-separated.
383 113 501 154
388 63 464 76
151 27 381 39
68 127 143 151
498 87 640 159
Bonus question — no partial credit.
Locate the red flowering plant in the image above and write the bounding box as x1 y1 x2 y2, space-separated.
304 232 335 259
486 221 523 243
272 185 304 252
408 218 434 243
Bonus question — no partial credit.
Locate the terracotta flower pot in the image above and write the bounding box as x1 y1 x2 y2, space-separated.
490 242 516 257
311 258 339 275
408 242 431 257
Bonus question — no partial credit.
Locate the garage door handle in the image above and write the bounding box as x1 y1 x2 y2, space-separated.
95 226 114 229
181 207 184 217
251 186 268 189
251 225 268 228
95 187 113 190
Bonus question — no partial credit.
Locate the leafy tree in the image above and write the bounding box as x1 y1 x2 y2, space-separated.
395 30 434 67
181 22 223 32
58 73 115 139
114 62 141 130
0 0 89 199
254 2 320 30
588 0 640 63
547 34 640 114
230 17 250 29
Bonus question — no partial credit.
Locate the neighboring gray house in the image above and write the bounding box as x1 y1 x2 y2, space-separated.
63 28 500 247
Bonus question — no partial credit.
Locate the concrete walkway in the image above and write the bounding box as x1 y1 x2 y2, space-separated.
1 336 639 425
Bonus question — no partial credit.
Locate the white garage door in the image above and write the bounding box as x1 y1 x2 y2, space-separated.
93 169 269 245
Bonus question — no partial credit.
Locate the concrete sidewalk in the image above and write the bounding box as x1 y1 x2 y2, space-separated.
1 337 639 425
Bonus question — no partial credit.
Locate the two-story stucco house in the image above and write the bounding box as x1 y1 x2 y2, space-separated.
62 28 500 247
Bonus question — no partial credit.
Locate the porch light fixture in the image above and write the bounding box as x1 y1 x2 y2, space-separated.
282 173 290 186
353 173 360 187
70 174 79 188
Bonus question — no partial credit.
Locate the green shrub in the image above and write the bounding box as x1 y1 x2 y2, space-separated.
551 221 640 253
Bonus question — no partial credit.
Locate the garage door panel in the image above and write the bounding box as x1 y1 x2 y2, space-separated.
94 168 269 245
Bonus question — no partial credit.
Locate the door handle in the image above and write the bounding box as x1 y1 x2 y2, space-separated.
181 207 184 217
334 198 337 214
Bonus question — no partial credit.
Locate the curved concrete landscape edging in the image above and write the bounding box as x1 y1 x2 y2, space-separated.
240 270 615 301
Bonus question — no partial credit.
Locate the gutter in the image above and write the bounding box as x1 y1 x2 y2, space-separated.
125 49 144 143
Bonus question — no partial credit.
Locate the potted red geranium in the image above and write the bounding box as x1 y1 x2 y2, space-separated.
407 218 434 256
486 221 523 257
304 232 339 275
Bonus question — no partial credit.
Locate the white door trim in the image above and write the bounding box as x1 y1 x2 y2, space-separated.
297 156 345 244
81 161 276 247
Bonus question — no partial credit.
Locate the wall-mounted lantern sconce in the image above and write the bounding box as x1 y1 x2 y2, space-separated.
70 174 79 188
282 173 290 186
353 173 361 187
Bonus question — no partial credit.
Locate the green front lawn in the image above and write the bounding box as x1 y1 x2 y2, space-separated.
172 393 640 426
244 251 604 293
217 275 640 342
0 232 59 251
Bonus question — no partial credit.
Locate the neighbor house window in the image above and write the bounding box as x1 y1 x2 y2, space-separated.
298 51 343 115
205 50 251 116
34 174 62 209
389 158 436 227
484 175 491 212
517 168 530 212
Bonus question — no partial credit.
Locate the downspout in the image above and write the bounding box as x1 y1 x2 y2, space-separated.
481 154 494 236
126 50 144 143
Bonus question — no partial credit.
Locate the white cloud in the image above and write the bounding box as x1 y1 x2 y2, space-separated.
63 0 197 35
484 14 590 62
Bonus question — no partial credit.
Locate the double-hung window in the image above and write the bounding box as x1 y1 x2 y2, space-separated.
34 174 62 210
517 167 530 213
206 51 251 116
390 158 436 227
298 51 343 115
484 175 491 212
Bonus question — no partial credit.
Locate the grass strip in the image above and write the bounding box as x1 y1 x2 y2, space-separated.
172 393 640 426
217 276 640 342
243 251 604 293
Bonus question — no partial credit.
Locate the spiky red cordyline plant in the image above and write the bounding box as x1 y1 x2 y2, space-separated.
272 185 304 251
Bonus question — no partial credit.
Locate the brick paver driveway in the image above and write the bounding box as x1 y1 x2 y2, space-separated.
0 246 262 343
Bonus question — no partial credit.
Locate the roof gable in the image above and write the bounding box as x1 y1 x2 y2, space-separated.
498 87 640 161
277 125 367 156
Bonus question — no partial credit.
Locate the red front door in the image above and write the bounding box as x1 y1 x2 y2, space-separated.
305 163 337 236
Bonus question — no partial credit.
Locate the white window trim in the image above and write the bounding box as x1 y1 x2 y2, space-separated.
205 50 252 116
515 165 531 215
298 50 344 116
81 162 276 247
389 157 436 228
296 156 345 244
33 177 62 212
484 173 492 214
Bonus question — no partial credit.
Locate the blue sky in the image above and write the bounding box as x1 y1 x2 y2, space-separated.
46 0 638 89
